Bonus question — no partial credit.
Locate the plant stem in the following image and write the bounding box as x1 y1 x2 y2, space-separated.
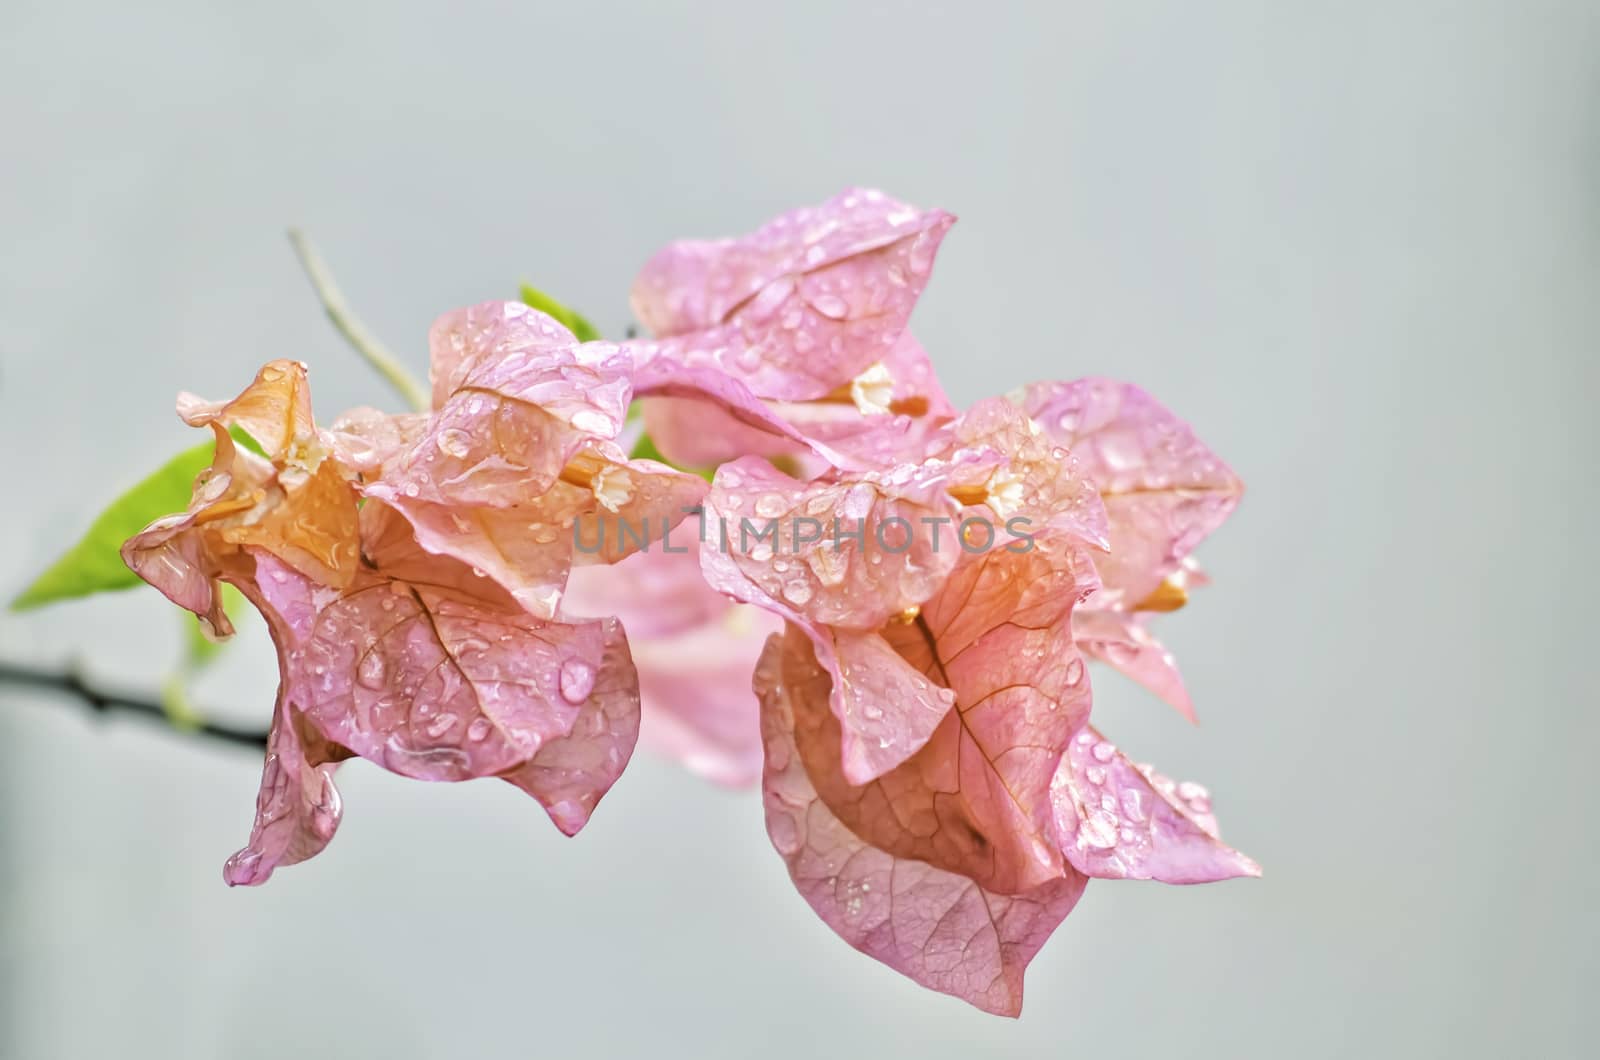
0 660 267 750
286 228 431 413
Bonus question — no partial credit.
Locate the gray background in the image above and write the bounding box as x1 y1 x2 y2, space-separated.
2 1 1595 1057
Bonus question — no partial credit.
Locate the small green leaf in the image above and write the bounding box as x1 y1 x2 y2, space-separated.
519 282 601 342
12 443 215 610
11 427 258 612
630 432 715 483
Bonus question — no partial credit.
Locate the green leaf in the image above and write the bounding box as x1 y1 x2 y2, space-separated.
11 427 259 612
630 432 715 483
519 282 601 342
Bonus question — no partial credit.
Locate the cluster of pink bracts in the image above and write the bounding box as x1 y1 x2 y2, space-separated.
123 189 1254 1016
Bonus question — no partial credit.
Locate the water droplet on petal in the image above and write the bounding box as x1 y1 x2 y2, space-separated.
1079 811 1118 849
435 428 473 458
357 652 387 690
558 659 597 704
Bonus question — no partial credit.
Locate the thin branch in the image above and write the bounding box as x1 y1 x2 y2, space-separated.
286 228 431 413
0 660 267 750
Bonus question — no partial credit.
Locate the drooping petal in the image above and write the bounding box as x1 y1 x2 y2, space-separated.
498 616 641 834
1051 726 1258 883
1017 378 1242 607
780 538 1101 895
221 553 346 887
221 694 344 886
758 634 1087 1016
1072 609 1195 722
627 188 955 401
292 505 619 786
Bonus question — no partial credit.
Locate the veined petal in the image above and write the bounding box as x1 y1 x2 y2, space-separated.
778 538 1101 894
628 188 954 401
1018 378 1242 607
1051 726 1259 884
758 634 1087 1017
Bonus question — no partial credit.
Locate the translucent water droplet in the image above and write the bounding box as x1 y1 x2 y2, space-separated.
435 428 473 458
467 718 491 742
558 659 597 704
1079 811 1118 849
357 652 387 690
1091 740 1116 763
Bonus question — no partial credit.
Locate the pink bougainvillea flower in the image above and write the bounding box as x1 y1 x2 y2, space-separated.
126 352 648 884
737 389 1254 1012
755 535 1100 1014
701 396 1113 781
622 189 957 470
221 503 643 884
1017 378 1244 719
358 300 708 617
562 542 780 787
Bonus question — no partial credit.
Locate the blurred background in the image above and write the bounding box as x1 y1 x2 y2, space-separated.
2 1 1595 1056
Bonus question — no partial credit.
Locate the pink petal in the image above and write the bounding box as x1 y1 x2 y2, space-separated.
220 695 344 887
816 628 957 783
1051 726 1259 883
630 355 859 470
386 302 632 507
758 634 1087 1016
324 406 429 474
628 188 955 401
373 496 579 619
700 456 975 631
1018 379 1242 606
293 507 620 786
568 449 710 567
942 398 1110 551
1072 609 1196 722
773 538 1101 895
499 616 641 834
221 555 346 886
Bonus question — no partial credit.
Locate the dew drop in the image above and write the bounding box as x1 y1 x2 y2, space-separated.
1079 811 1118 849
435 428 473 458
558 659 597 704
357 652 387 690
